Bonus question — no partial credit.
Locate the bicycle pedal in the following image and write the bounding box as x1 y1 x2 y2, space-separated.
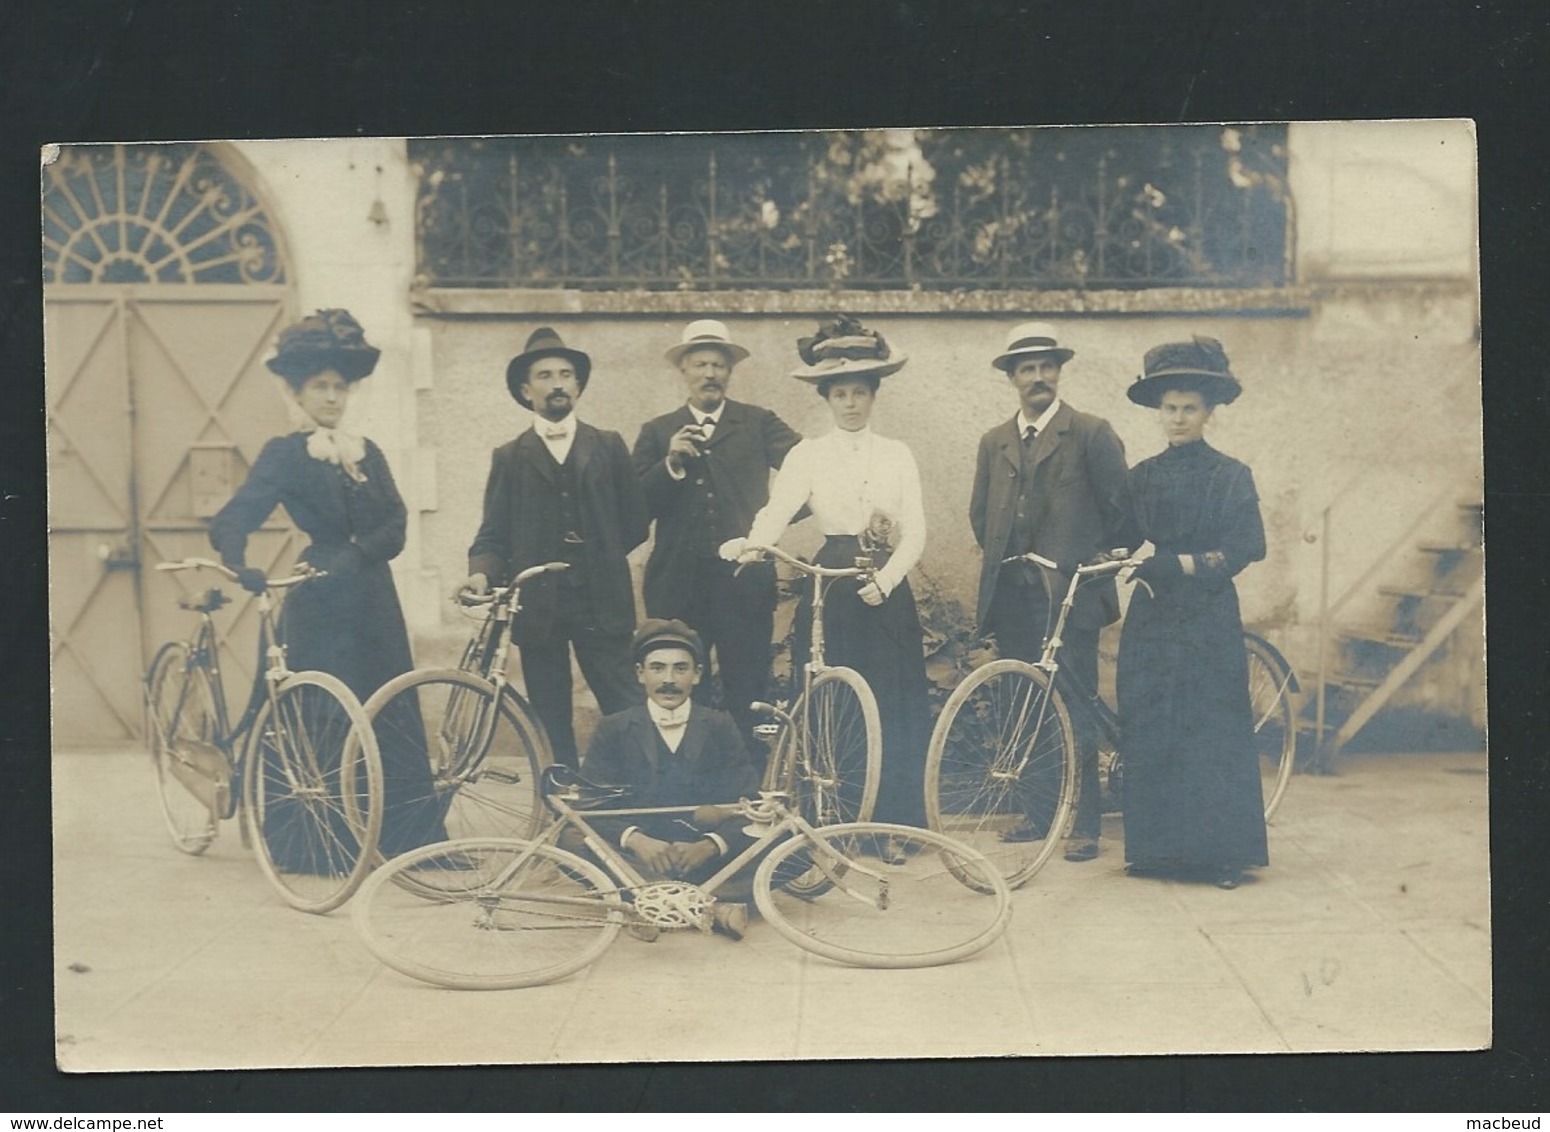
625 921 661 943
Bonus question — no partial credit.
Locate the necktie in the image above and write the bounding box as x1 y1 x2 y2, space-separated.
1023 426 1038 445
696 417 715 437
543 425 568 441
656 716 687 731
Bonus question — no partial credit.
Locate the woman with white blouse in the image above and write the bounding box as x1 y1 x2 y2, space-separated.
722 316 930 834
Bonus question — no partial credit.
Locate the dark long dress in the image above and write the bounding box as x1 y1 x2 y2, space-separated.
1117 439 1269 872
209 431 447 865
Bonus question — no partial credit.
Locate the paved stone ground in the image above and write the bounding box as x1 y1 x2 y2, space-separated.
52 747 1489 1071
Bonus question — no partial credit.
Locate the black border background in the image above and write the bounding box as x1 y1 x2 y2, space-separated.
3 0 1546 1112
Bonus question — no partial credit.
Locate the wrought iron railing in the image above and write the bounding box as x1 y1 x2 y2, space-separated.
412 127 1290 292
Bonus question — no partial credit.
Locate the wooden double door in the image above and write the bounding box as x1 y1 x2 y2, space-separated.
47 288 297 745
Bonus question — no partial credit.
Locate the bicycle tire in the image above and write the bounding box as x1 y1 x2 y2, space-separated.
243 671 384 913
352 837 625 990
363 668 553 851
1245 634 1299 821
144 641 223 855
924 659 1077 890
753 821 1012 969
783 667 882 827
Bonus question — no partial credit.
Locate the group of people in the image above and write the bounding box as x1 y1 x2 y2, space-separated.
209 305 1270 912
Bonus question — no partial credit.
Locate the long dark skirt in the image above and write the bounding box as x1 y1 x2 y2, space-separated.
791 536 930 827
1117 578 1268 870
261 559 447 870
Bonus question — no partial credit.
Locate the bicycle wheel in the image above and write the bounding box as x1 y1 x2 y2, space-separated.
364 669 552 850
144 641 224 855
352 838 625 990
243 671 384 913
924 659 1077 890
753 822 1012 969
1245 635 1298 821
786 667 882 827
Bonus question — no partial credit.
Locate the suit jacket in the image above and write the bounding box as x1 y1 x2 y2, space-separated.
632 399 800 616
468 422 649 645
969 403 1137 632
579 703 761 847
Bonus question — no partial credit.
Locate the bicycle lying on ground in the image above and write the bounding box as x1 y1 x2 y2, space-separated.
360 561 567 848
144 558 383 913
925 550 1301 889
738 543 882 828
352 767 1012 990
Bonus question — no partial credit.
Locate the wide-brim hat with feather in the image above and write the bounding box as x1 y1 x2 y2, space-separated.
265 309 381 387
505 327 593 409
790 315 907 384
1127 335 1243 408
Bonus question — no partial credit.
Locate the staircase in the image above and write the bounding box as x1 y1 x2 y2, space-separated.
1304 497 1484 762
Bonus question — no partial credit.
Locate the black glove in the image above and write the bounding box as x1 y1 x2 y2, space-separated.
1130 554 1182 587
233 566 268 595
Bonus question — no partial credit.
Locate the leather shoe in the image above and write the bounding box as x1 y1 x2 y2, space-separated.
710 902 748 941
1063 837 1099 862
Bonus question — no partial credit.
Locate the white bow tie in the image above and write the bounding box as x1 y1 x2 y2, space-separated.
543 424 570 441
305 428 367 482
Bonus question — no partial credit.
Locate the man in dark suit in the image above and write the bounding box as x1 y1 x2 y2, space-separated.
464 327 650 769
970 322 1138 861
581 618 762 938
632 320 801 764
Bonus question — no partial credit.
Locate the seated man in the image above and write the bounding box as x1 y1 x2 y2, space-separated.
579 618 762 939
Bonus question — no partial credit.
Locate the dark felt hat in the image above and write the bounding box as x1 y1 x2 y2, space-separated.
265 309 381 386
1127 335 1243 408
505 327 592 409
631 618 705 665
790 315 907 383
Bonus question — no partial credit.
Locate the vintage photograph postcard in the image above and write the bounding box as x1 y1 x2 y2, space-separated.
47 120 1486 1070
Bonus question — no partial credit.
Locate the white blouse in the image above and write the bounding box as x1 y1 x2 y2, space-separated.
744 427 926 595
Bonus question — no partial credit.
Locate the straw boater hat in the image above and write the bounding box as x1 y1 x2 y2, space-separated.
990 321 1075 372
790 315 907 383
664 319 750 367
1127 336 1243 408
265 309 381 387
504 327 593 409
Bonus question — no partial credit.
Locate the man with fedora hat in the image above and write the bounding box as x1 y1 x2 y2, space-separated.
464 327 650 769
579 617 761 938
970 321 1138 861
631 319 802 766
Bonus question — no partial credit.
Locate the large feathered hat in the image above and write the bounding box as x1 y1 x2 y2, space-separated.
789 315 907 383
1127 335 1243 408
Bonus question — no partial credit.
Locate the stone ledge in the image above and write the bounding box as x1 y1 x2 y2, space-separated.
410 284 1323 318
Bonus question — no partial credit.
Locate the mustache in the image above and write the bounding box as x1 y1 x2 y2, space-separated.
655 683 683 695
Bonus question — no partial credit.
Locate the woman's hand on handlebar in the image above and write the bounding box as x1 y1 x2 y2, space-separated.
717 537 762 565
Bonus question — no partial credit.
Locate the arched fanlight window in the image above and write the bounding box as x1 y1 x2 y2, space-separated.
43 143 287 285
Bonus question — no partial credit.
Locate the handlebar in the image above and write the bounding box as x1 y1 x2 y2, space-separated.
1000 548 1140 577
155 557 324 589
739 543 874 579
456 561 569 607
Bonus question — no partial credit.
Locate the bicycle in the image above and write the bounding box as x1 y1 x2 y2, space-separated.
737 543 883 831
351 767 1012 990
359 561 566 849
924 550 1301 889
143 558 385 913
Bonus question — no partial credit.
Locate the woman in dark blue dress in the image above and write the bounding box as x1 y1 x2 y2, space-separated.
1118 337 1269 889
209 310 446 865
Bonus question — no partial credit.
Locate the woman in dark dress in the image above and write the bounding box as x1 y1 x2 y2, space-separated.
209 309 446 864
722 317 931 847
1117 336 1268 889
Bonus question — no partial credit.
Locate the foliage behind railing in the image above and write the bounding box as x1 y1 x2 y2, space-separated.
411 126 1290 293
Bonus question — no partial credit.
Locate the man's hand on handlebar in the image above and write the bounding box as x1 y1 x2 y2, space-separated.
233 566 268 595
457 572 491 601
717 537 761 565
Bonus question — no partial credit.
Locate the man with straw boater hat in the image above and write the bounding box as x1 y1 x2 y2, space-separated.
970 321 1138 862
632 320 802 767
464 327 649 769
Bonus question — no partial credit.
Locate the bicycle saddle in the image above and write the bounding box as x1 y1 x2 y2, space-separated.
177 588 231 614
540 765 635 809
